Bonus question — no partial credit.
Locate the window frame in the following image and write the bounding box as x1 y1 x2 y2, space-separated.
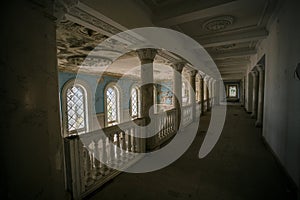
227 84 238 98
129 85 140 119
61 79 92 137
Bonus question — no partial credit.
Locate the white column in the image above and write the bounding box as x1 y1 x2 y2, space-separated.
204 76 210 112
246 72 253 112
199 74 205 115
188 69 197 120
255 65 265 127
172 62 185 129
251 70 259 118
137 48 157 122
137 48 157 150
208 78 213 110
240 78 245 106
211 79 216 106
214 79 221 106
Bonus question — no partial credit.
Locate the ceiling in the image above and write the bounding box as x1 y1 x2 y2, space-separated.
56 0 278 80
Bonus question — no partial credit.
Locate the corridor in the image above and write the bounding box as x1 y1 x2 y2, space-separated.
88 105 295 200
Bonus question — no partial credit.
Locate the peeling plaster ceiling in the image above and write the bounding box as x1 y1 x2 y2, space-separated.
57 0 278 80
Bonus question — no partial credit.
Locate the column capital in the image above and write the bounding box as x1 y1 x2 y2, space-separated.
187 69 198 77
172 62 186 73
54 0 79 22
198 72 205 79
256 64 265 72
204 75 211 81
136 48 157 63
250 70 259 76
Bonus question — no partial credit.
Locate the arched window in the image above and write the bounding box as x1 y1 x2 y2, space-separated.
105 83 120 126
62 80 90 136
130 87 139 119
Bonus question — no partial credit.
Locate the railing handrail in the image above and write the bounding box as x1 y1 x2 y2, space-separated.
67 118 144 141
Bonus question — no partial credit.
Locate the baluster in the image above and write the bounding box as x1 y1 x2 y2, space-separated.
109 134 115 169
167 115 170 135
84 146 93 187
77 140 86 192
158 115 161 139
133 127 137 152
116 132 121 164
100 137 108 175
162 116 164 138
163 116 166 137
122 131 127 161
128 128 132 153
93 139 101 179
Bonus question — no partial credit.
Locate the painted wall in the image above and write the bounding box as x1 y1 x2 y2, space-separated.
247 0 300 187
156 81 173 105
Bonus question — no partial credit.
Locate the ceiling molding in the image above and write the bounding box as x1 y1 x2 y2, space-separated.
212 48 257 60
197 28 268 48
154 0 247 27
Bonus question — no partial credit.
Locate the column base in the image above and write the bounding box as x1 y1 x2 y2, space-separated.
255 121 262 127
251 113 256 119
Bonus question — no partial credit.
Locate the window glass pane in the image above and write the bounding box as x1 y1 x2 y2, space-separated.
66 85 86 133
229 86 237 97
131 88 138 117
107 87 117 124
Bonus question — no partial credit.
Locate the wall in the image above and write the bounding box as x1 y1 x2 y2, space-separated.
1 1 66 199
247 0 300 187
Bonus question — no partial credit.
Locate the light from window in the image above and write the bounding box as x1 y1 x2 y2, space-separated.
131 88 138 118
106 87 118 125
229 86 237 97
66 85 86 134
